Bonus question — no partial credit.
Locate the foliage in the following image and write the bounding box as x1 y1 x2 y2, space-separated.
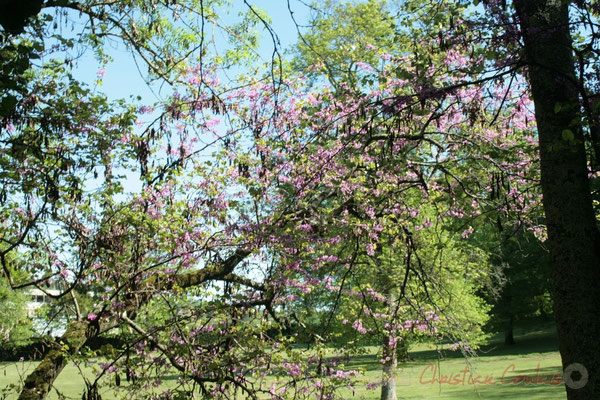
294 0 395 89
0 277 33 346
483 228 553 332
2 0 594 399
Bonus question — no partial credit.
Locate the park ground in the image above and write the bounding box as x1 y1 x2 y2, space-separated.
0 323 565 399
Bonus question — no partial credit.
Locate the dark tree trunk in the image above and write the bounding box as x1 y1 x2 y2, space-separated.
505 313 515 346
514 1 600 398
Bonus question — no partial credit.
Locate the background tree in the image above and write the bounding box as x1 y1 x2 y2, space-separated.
293 0 396 90
481 227 552 345
0 277 33 345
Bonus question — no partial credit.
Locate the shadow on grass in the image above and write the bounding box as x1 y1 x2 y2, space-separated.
411 327 559 362
508 366 562 376
348 324 559 372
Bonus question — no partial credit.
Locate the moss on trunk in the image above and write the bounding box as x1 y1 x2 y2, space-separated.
18 321 90 400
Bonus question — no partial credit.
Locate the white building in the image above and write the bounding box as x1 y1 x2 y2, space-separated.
25 288 61 317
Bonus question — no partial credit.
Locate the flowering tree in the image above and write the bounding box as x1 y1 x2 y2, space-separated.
0 1 576 400
294 1 510 399
297 1 600 398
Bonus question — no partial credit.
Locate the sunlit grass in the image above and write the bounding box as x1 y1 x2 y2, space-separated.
0 324 566 399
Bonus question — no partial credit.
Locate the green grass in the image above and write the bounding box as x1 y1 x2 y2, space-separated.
0 360 100 399
0 323 566 399
344 322 565 399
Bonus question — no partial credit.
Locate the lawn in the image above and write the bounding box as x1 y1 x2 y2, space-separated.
0 324 566 399
345 324 565 399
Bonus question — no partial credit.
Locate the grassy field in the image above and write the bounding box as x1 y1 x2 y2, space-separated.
0 323 566 399
344 323 565 399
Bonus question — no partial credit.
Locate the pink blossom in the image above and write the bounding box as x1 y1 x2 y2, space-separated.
352 319 367 334
366 243 375 256
461 226 474 238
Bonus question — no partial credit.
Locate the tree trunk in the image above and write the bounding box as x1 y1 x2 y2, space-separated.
18 320 99 400
504 313 515 346
514 1 600 398
380 334 397 400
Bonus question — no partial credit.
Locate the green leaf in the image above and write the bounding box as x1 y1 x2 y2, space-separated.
0 95 18 117
561 129 574 141
554 103 561 113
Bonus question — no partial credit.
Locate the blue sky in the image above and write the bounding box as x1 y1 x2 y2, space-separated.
75 1 313 104
61 2 314 195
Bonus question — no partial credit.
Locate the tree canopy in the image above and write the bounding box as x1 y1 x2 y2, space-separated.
1 1 598 399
